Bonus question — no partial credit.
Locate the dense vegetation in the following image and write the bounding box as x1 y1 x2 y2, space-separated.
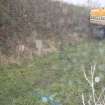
0 0 89 57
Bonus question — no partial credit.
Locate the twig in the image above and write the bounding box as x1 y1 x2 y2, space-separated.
82 93 86 105
83 69 91 86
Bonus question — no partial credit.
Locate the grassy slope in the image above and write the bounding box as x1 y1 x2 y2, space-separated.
0 40 105 105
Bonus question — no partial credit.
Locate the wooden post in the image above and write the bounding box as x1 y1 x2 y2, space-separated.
36 40 43 56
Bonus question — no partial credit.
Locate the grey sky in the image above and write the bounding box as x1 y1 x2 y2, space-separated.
63 0 87 5
62 0 105 7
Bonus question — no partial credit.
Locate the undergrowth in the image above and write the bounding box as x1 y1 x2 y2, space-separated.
0 40 105 105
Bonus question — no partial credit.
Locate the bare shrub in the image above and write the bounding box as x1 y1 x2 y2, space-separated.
82 65 105 105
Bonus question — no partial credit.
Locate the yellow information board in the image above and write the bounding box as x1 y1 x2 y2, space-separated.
90 8 105 17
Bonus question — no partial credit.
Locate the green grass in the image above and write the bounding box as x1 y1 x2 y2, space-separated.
1 40 105 105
